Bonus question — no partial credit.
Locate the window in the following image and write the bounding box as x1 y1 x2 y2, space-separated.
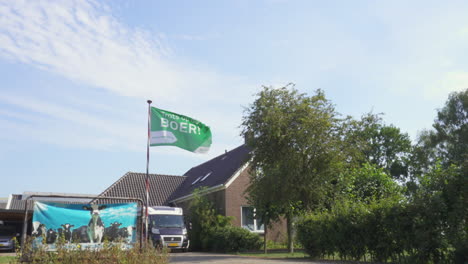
200 172 212 182
241 206 264 232
191 176 202 185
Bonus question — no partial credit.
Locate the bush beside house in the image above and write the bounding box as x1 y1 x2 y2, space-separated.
187 188 262 252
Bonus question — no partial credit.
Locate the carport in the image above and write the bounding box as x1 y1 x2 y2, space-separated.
0 209 31 246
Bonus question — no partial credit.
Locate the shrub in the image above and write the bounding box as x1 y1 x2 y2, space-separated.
296 213 329 259
187 188 233 251
202 226 262 252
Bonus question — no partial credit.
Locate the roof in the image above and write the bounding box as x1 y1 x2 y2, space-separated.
0 209 29 221
7 193 95 211
96 172 186 206
169 144 251 202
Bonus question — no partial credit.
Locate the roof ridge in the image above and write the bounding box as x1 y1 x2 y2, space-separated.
129 171 186 178
98 172 131 197
185 144 245 173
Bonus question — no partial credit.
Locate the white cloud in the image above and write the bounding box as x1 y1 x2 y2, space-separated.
0 0 252 156
0 0 250 104
0 0 178 100
0 94 141 151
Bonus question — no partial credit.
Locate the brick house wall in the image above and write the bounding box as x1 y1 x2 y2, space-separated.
225 166 286 242
172 166 286 243
174 189 225 217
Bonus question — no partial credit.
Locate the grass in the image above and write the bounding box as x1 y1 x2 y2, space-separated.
237 251 310 259
0 256 15 264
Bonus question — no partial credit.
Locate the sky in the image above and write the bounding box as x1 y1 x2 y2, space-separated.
0 0 467 198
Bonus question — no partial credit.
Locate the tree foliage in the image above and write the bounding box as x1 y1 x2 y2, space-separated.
242 85 350 252
297 88 467 263
412 89 467 262
342 163 403 204
415 89 468 172
242 86 348 210
343 113 412 179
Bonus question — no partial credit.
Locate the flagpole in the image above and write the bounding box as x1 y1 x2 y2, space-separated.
145 99 152 243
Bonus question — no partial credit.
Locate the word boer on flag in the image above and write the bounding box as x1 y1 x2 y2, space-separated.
149 107 212 153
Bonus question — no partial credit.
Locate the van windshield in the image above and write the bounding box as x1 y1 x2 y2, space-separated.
150 215 185 229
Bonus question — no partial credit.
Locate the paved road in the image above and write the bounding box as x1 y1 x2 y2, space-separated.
2 251 344 264
170 252 341 264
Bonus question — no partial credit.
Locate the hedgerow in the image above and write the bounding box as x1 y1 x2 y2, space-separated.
297 164 466 264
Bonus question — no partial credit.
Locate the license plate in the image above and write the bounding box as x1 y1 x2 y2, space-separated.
168 243 178 247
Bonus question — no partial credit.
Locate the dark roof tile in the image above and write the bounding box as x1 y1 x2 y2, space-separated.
96 172 186 206
169 144 250 201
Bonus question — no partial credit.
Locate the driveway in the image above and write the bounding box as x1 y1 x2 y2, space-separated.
169 252 341 264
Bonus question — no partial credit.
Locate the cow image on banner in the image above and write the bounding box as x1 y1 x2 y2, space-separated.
32 202 137 250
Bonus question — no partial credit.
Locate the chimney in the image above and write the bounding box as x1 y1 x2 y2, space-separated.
244 131 253 145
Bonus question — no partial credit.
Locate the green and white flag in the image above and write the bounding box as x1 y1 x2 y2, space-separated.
149 107 212 153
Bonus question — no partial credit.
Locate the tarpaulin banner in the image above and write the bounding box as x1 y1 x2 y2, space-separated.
32 202 137 250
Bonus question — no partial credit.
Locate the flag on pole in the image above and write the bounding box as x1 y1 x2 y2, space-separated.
149 107 212 153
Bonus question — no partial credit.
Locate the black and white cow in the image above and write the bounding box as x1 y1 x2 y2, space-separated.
118 226 135 243
58 224 74 242
32 221 46 237
83 205 106 243
71 226 89 243
104 222 122 242
45 228 57 244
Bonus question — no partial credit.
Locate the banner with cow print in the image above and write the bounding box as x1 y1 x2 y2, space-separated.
32 201 138 250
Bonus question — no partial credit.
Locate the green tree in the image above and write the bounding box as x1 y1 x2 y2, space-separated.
410 89 468 263
343 163 403 204
408 164 465 263
241 85 348 253
343 113 412 179
416 89 468 171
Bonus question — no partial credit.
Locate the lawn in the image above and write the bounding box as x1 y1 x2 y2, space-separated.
0 255 15 264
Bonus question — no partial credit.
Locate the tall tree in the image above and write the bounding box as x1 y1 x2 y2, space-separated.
242 85 347 253
412 89 468 262
343 113 412 180
417 89 468 170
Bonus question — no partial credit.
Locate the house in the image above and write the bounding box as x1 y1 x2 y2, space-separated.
98 144 286 242
1 145 286 242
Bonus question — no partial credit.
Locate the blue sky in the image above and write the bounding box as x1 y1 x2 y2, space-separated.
0 0 467 198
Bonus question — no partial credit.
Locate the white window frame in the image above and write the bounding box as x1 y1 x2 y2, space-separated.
191 176 202 185
200 172 212 182
240 206 264 233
